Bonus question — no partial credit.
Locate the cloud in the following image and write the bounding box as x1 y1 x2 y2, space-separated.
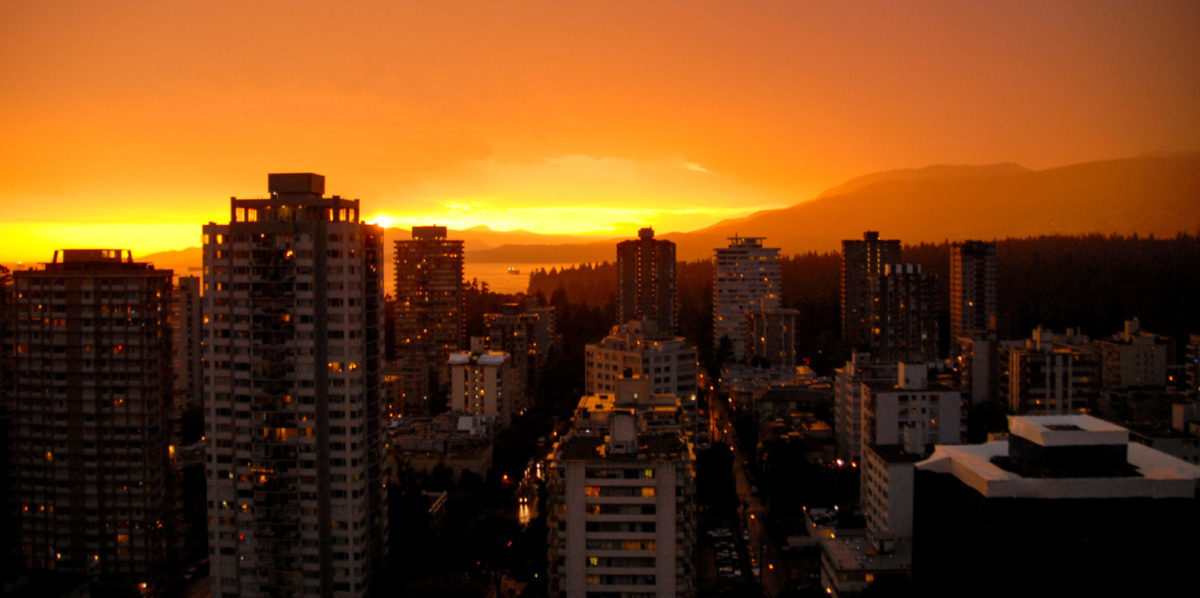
371 154 789 235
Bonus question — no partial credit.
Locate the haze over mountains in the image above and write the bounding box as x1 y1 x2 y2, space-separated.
121 154 1200 275
660 153 1200 261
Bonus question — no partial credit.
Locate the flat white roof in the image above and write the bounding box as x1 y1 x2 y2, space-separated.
918 441 1200 499
447 351 508 366
477 352 507 366
1008 414 1127 447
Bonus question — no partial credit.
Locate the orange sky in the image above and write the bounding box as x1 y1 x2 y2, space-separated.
2 1 1197 264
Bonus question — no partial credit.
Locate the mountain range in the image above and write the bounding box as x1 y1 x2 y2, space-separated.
129 153 1200 275
666 153 1199 260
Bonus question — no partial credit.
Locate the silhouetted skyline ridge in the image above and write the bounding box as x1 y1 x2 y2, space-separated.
72 153 1200 274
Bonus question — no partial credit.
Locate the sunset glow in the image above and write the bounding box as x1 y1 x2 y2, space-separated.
1 1 1197 264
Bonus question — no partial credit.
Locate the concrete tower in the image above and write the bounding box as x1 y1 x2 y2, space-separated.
7 250 176 594
842 231 901 348
617 228 676 334
202 173 386 598
949 241 997 345
713 235 782 361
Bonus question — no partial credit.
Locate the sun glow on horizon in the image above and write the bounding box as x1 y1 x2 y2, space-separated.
375 203 766 237
0 222 202 265
0 2 1194 269
365 214 394 229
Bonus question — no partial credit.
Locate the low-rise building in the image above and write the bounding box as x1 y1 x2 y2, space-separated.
386 413 494 481
585 319 698 402
448 344 517 429
833 353 898 463
820 532 912 598
483 300 556 413
861 363 962 452
1096 317 1171 390
746 303 798 370
1002 327 1099 414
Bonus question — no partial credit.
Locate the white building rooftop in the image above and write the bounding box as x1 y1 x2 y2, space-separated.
918 415 1200 499
1007 414 1127 447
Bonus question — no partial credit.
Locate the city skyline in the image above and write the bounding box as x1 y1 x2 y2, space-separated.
4 3 1200 594
4 182 1200 595
2 2 1198 263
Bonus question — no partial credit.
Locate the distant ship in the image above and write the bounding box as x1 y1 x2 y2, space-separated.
507 267 520 275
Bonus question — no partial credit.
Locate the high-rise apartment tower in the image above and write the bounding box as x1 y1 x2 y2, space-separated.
713 235 782 361
872 264 939 363
202 173 386 598
394 225 465 396
7 250 176 594
949 241 996 344
173 275 203 412
617 228 676 334
842 231 901 347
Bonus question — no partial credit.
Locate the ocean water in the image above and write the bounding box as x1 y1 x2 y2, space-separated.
463 262 578 294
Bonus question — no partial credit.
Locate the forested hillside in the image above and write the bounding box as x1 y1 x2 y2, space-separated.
527 234 1200 374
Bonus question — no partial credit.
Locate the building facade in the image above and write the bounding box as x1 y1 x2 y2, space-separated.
202 173 386 598
860 364 962 453
1187 334 1200 395
858 363 961 538
747 305 798 369
585 319 698 402
954 334 1008 405
0 265 10 566
949 241 997 346
617 228 676 334
1096 318 1170 390
172 275 203 414
841 231 901 348
448 349 515 429
7 250 176 594
394 225 465 395
825 362 958 598
833 353 898 462
1002 327 1098 415
871 264 939 363
483 300 555 414
547 386 695 598
713 235 782 361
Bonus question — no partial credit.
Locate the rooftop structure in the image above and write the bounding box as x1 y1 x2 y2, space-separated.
913 414 1200 596
386 413 494 481
820 532 913 598
919 415 1196 495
